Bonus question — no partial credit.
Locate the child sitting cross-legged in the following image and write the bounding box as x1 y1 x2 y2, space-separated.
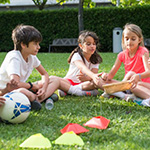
0 24 57 110
101 23 150 107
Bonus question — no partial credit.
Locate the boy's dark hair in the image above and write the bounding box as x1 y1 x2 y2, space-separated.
68 30 102 64
12 24 42 51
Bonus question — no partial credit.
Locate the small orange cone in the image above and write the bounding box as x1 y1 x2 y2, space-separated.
60 123 89 134
83 116 110 129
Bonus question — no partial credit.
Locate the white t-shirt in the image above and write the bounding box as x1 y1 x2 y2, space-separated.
0 50 41 89
64 53 99 83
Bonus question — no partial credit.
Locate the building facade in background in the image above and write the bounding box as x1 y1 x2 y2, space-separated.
0 0 112 11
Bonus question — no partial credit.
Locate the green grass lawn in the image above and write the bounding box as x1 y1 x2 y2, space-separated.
0 52 150 150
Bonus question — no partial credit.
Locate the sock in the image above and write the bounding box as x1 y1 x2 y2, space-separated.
134 100 142 105
141 98 150 107
68 85 84 96
73 84 82 90
111 92 125 99
68 85 99 96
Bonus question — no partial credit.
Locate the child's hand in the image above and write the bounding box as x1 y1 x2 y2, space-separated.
0 96 6 107
31 83 41 93
101 73 108 81
36 87 46 100
6 79 18 92
101 72 112 82
77 71 87 82
130 74 141 89
92 74 101 86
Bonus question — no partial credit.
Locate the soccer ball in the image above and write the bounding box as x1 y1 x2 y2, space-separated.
0 92 31 124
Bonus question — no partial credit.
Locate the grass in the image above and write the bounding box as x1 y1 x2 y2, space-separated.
0 52 150 150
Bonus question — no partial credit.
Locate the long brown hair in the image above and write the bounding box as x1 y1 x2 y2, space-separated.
122 23 144 50
68 31 102 64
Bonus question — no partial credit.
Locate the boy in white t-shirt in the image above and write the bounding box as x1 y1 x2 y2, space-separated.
0 24 52 110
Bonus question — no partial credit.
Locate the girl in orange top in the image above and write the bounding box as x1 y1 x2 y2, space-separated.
102 23 150 106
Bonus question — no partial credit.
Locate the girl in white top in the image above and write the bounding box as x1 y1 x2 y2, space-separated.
49 31 106 96
64 52 99 84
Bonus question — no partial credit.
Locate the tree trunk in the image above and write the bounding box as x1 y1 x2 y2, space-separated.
78 0 84 33
116 0 120 6
32 0 47 10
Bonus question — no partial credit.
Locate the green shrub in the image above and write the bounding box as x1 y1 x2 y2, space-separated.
0 5 150 52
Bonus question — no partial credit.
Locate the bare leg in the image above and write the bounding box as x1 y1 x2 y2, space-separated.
131 81 150 99
80 81 97 91
123 71 136 81
13 88 36 102
38 76 72 102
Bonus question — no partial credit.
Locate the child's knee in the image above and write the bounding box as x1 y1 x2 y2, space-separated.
13 88 26 93
123 71 136 80
49 76 60 84
14 88 36 101
126 71 136 76
49 75 58 80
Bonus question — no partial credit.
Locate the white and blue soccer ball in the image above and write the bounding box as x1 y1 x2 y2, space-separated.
0 92 31 124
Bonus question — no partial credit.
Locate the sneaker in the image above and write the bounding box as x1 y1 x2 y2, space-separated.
100 92 110 98
141 98 150 107
50 93 59 102
58 90 67 97
84 89 99 96
100 92 114 99
31 100 42 111
125 90 132 94
133 99 143 106
125 94 137 102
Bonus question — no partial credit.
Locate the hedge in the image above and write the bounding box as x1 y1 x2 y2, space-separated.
0 5 150 52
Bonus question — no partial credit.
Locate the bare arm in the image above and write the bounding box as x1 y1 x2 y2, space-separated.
9 64 49 95
10 74 33 89
141 52 150 78
130 52 150 84
74 60 96 78
102 57 122 81
74 60 101 85
0 78 19 96
35 64 49 98
77 68 98 82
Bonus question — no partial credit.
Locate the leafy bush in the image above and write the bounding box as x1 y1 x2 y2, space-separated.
0 5 150 52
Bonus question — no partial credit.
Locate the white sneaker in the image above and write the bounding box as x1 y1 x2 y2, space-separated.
100 92 110 98
100 92 115 99
141 98 150 107
125 94 137 102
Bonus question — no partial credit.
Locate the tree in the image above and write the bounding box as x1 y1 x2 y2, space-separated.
78 0 84 32
57 0 95 32
32 0 48 10
111 0 150 7
32 0 68 10
32 0 95 32
0 0 10 4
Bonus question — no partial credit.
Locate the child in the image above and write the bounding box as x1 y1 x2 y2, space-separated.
0 24 51 110
49 30 106 97
101 23 150 107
